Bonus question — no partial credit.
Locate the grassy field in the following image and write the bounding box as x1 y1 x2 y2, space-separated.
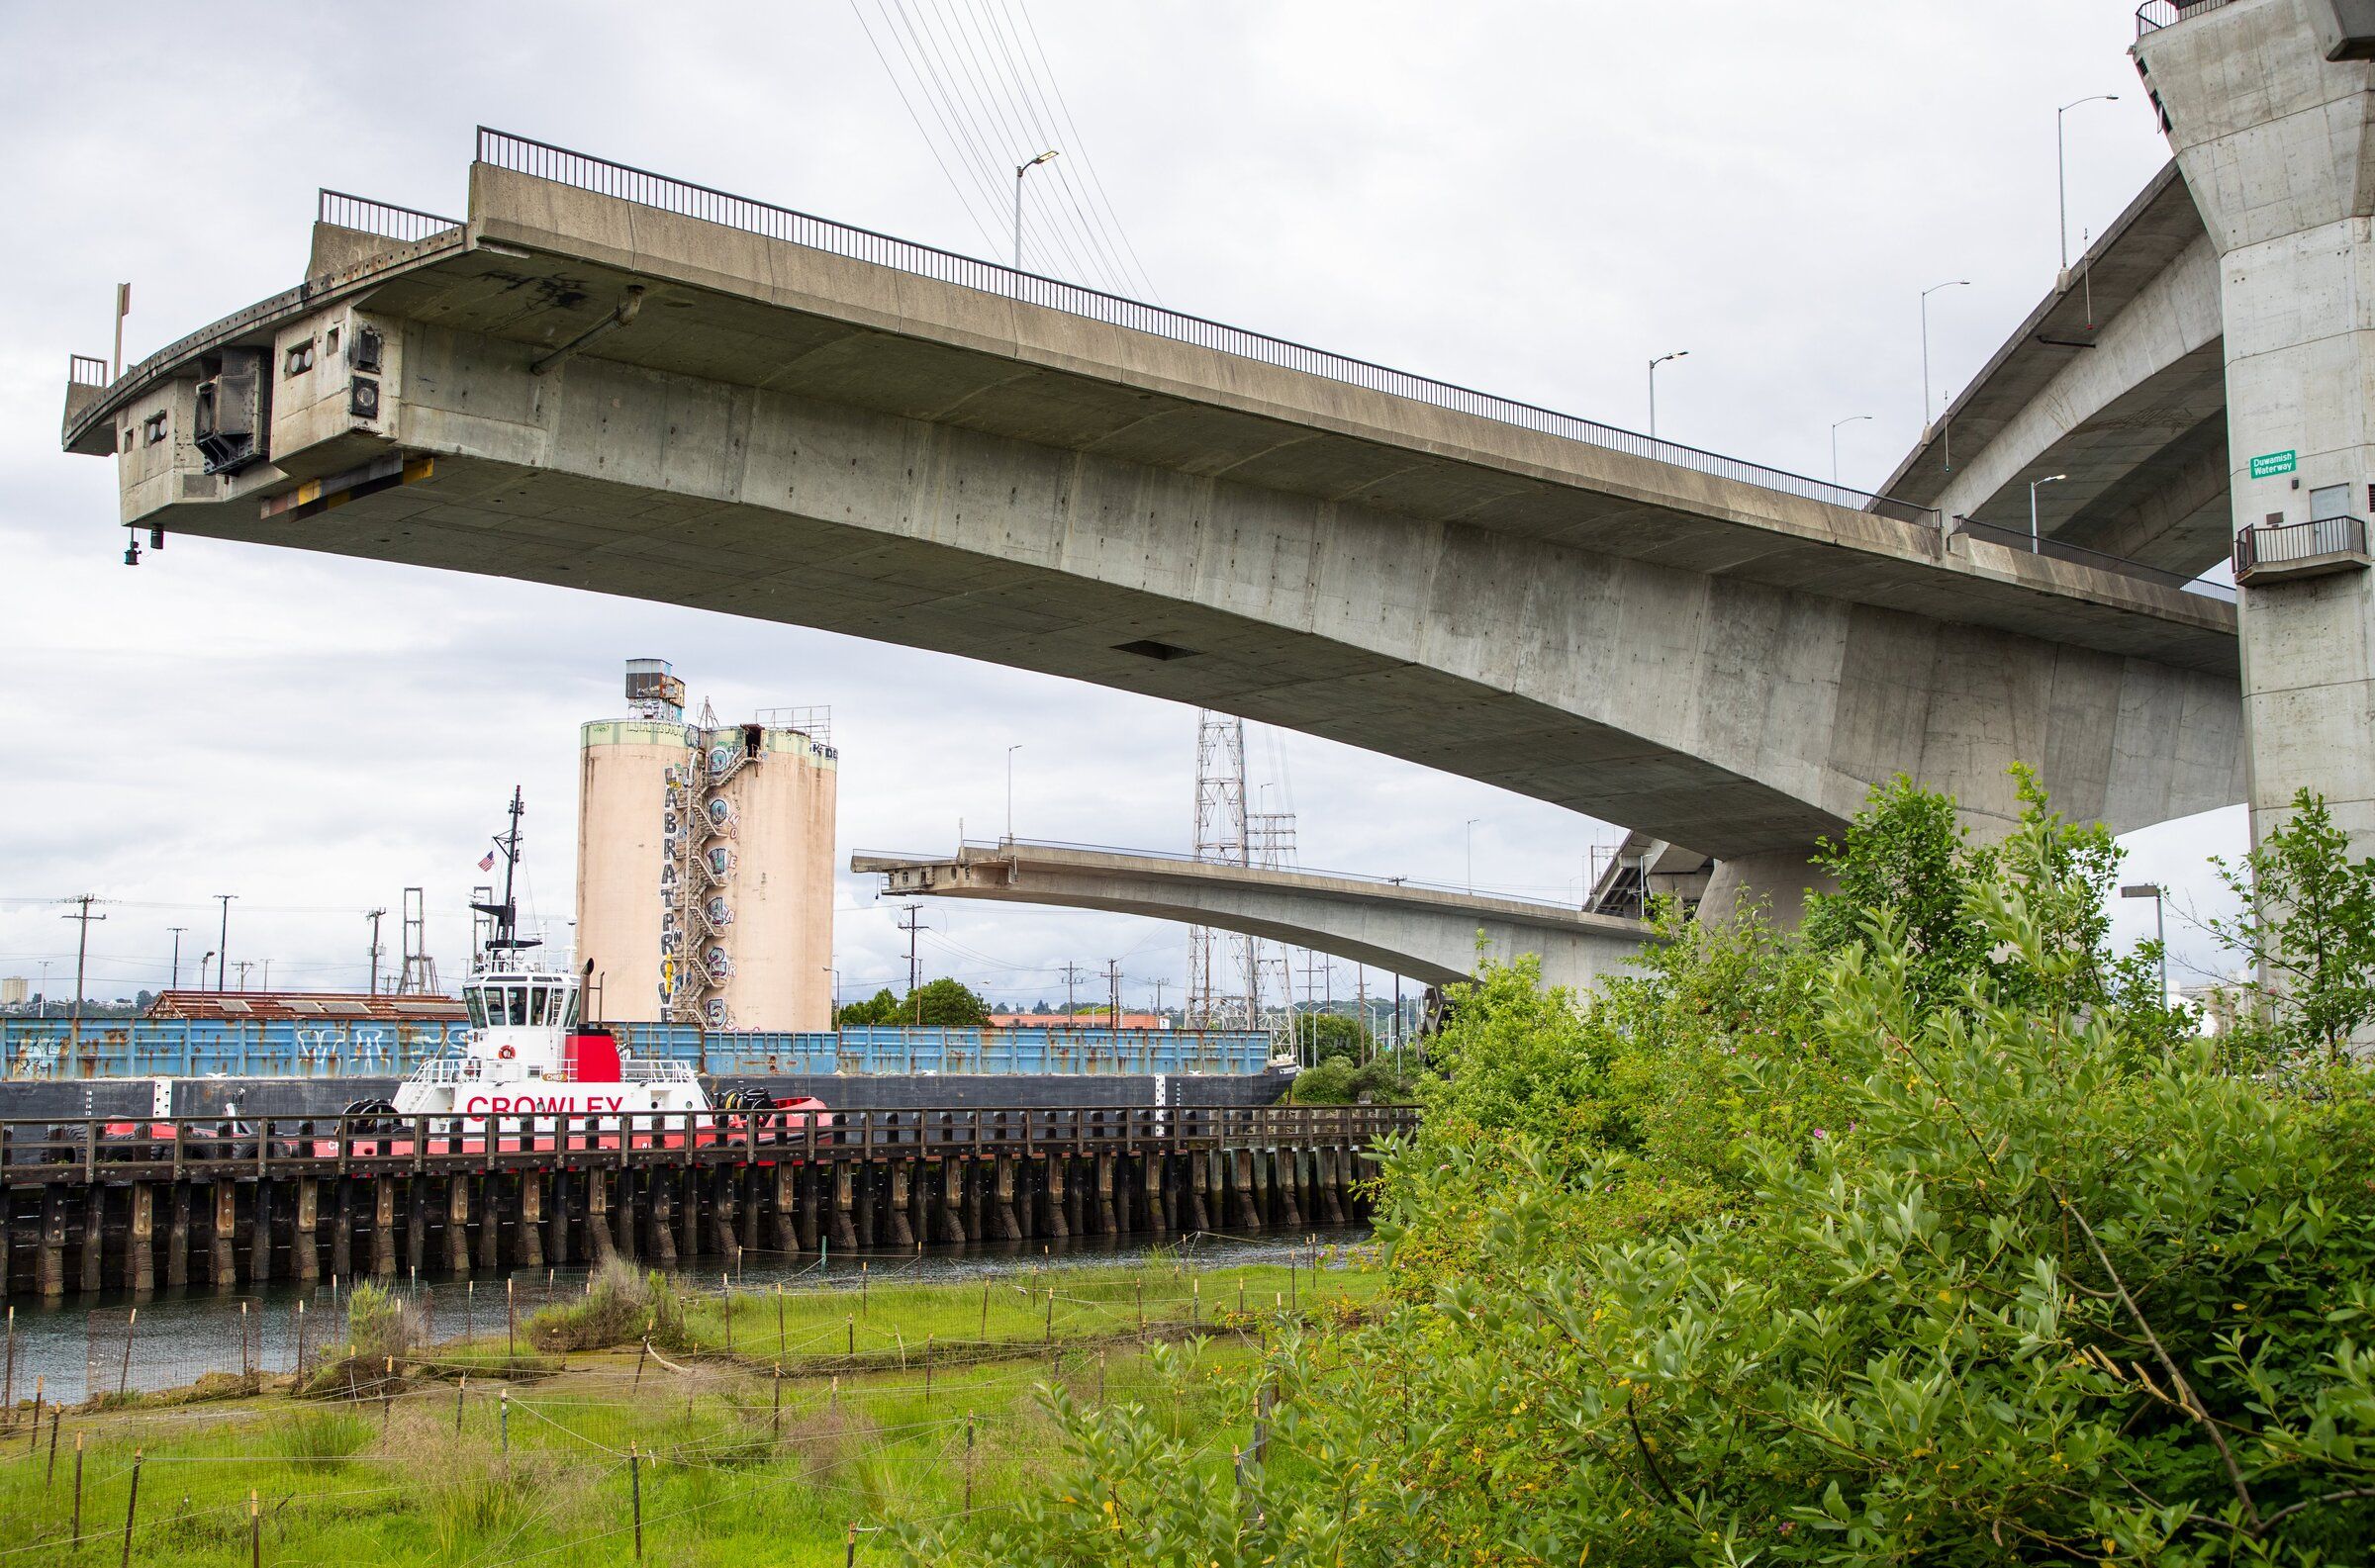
0 1247 1378 1566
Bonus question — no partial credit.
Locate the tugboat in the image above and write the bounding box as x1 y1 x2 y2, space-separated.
328 789 825 1154
387 787 710 1125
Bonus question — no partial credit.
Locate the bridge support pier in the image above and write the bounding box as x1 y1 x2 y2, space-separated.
1316 1150 1346 1226
1231 1152 1262 1233
611 1171 636 1263
992 1158 1022 1242
371 1177 396 1278
293 1178 320 1283
1188 1154 1211 1235
794 1167 819 1252
166 1183 191 1288
125 1184 154 1296
1095 1155 1118 1236
1041 1157 1068 1241
676 1169 700 1261
1275 1152 1303 1231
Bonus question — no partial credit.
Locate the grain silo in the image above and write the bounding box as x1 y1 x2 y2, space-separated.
575 659 838 1031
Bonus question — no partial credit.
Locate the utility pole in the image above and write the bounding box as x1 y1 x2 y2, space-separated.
1104 959 1123 1029
1059 962 1087 1024
1150 979 1168 1019
234 960 254 990
365 908 387 996
62 896 106 1057
897 904 927 1023
165 928 187 991
214 894 236 993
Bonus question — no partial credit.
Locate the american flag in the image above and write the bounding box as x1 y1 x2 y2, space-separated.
478 851 497 872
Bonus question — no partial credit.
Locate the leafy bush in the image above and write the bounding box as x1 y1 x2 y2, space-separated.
900 781 2375 1565
529 1258 687 1351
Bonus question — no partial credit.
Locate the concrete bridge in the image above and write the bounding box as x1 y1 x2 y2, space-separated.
853 840 1655 992
64 131 2247 916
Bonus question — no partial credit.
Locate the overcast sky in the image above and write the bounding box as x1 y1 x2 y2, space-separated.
0 1 2248 1012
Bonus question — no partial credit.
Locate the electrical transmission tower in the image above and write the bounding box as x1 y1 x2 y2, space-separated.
1247 804 1298 1031
1188 711 1257 1029
397 886 440 995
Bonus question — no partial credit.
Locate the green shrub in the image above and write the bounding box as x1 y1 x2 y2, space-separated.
529 1258 687 1351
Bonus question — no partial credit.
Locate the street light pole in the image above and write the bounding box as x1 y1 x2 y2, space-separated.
2029 473 2068 549
1005 744 1021 843
1647 350 1688 440
1466 818 1480 895
2121 883 2168 1003
1921 281 1971 436
1013 149 1060 271
2058 95 2122 275
1831 415 1873 486
214 893 236 993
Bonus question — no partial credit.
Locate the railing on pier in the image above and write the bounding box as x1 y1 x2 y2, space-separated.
0 1019 1276 1080
1948 515 2237 602
0 1104 1418 1184
2232 514 2372 584
2137 1 2236 35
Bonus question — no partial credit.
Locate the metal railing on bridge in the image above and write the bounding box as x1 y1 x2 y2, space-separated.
316 188 464 243
1948 515 2237 602
472 127 1940 526
2137 1 2236 35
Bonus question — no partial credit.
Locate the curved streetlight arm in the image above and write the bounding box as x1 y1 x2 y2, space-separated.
2058 95 2122 271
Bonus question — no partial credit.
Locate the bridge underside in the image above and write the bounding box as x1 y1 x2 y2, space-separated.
75 156 2246 875
853 845 1656 991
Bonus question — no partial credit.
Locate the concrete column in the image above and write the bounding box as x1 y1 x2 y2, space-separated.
166 1183 191 1289
2137 3 2375 968
125 1183 155 1296
79 1187 106 1294
519 1174 545 1270
886 1163 915 1249
292 1178 320 1283
369 1177 395 1278
329 1178 353 1280
993 1156 1023 1242
248 1180 273 1287
830 1165 858 1252
39 1186 68 1298
1699 851 1835 928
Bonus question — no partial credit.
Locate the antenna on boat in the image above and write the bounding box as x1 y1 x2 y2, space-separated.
470 787 541 954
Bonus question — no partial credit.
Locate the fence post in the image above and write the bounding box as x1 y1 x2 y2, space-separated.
71 1430 84 1542
500 1389 509 1455
772 1364 782 1441
456 1376 466 1433
248 1488 259 1568
119 1446 142 1568
629 1442 643 1559
119 1307 138 1397
965 1411 976 1514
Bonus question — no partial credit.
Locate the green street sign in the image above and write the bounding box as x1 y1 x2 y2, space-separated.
2251 449 2298 479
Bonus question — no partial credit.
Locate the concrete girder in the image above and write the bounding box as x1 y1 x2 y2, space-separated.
851 844 1654 992
66 156 2244 868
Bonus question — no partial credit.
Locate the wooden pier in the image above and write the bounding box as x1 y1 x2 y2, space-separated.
0 1105 1412 1299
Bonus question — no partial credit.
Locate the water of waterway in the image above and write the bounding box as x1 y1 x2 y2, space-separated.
1 1225 1376 1405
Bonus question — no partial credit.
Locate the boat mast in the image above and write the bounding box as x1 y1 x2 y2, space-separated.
471 787 539 954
